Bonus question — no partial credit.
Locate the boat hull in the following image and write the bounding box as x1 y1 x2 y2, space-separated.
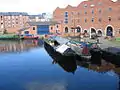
44 41 77 73
102 50 120 66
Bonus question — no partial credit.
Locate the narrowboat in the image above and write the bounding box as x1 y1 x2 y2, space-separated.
20 34 39 40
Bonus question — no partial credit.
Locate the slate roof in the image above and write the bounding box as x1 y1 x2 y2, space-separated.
49 21 60 25
29 15 43 19
18 27 30 31
0 12 28 16
27 22 50 26
27 21 60 26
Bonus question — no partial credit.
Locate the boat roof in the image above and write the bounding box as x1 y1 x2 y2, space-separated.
52 36 70 45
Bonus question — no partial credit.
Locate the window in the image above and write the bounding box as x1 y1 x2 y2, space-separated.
51 27 53 30
72 19 74 23
56 25 58 28
64 12 68 17
108 7 112 11
78 19 80 23
118 17 120 20
65 12 68 15
65 27 68 33
98 2 102 5
33 27 35 30
85 11 87 15
77 27 81 32
98 9 101 13
8 20 11 23
8 24 11 27
8 16 10 20
64 21 68 24
1 23 3 25
91 17 94 22
1 16 2 19
71 12 74 15
119 29 120 34
85 19 87 23
64 18 68 24
78 12 80 15
20 22 22 24
84 4 87 8
108 17 111 21
12 16 14 19
91 9 94 14
90 4 95 7
65 14 68 17
98 18 102 22
16 22 18 24
24 31 29 34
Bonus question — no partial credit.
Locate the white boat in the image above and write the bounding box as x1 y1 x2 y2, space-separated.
44 38 76 56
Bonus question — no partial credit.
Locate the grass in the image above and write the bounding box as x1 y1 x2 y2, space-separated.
108 39 120 46
0 34 19 39
115 37 120 41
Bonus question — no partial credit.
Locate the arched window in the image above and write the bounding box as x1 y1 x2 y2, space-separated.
91 28 96 34
76 27 81 33
84 30 87 33
65 27 68 33
97 30 102 36
106 26 113 36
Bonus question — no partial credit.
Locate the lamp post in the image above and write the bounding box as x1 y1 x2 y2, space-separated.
71 15 76 37
71 27 75 37
74 18 76 37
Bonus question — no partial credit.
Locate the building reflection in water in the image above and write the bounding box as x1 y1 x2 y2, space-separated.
0 40 44 53
76 57 120 90
44 41 77 74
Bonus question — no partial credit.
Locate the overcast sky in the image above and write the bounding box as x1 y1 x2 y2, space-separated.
0 0 117 15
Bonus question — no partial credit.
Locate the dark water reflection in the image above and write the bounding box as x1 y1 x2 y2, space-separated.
0 40 119 90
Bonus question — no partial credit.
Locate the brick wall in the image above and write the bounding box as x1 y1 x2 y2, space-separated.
52 0 120 37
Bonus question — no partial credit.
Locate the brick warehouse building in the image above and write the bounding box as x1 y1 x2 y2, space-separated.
0 12 29 34
50 0 120 38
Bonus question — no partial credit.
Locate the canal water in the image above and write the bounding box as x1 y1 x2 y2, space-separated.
0 40 119 90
